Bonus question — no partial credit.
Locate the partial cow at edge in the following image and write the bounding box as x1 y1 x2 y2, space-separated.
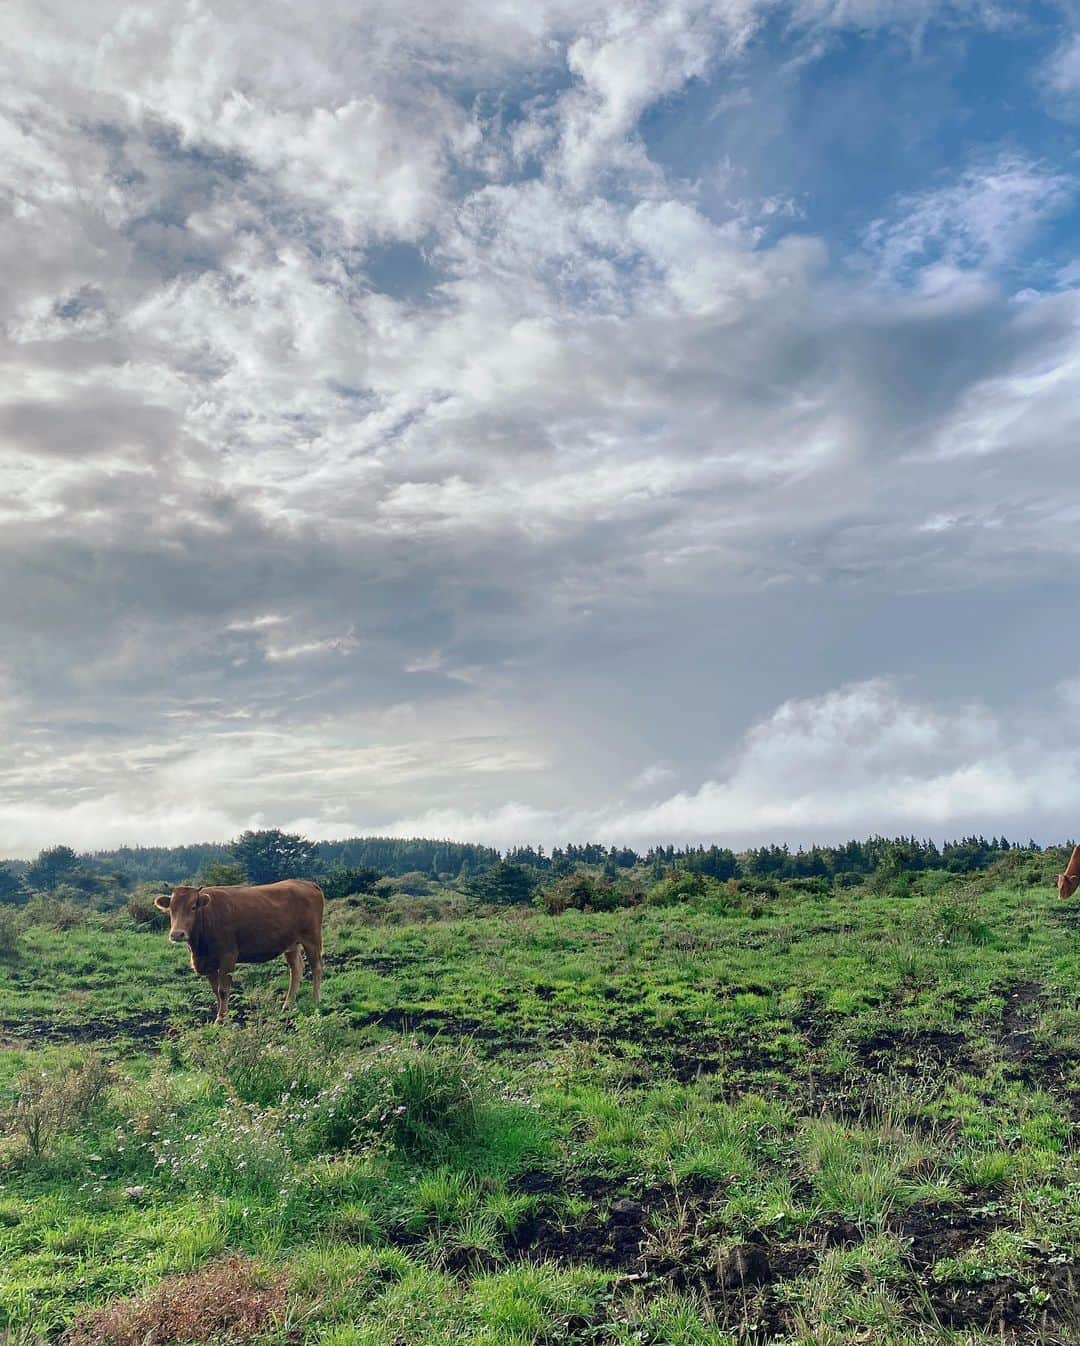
155 879 324 1023
1057 844 1080 900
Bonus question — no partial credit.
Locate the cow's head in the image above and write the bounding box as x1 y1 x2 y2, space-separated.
154 885 211 942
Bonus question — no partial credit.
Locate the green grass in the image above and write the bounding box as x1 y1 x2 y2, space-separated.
0 863 1078 1343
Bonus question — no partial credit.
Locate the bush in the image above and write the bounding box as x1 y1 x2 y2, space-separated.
154 1104 293 1196
19 893 91 929
536 873 639 915
4 1055 113 1158
198 860 246 886
933 888 993 946
0 905 19 957
783 876 832 896
465 862 535 906
647 870 709 907
58 1255 285 1346
304 1040 488 1158
327 889 470 928
322 865 380 900
730 876 780 899
376 871 434 897
126 885 169 927
182 991 343 1106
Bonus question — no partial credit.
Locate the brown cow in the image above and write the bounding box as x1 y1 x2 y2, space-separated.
1057 845 1080 900
154 879 324 1023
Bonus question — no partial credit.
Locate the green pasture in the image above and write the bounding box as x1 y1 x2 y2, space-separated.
0 860 1077 1343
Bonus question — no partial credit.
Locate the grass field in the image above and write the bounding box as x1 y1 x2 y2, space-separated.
1 853 1078 1344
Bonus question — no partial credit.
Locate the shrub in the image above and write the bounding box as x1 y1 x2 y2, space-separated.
19 893 90 930
198 860 246 886
783 876 832 896
182 991 343 1105
126 885 169 927
4 1055 113 1158
376 871 434 897
58 1255 285 1346
465 862 535 906
155 1105 293 1196
304 1040 488 1158
730 876 780 899
0 905 19 957
321 865 380 900
328 889 471 927
647 870 709 907
933 888 993 946
536 873 637 915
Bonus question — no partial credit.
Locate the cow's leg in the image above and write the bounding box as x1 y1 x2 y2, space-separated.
215 953 237 1024
206 972 221 1022
215 971 233 1023
283 945 302 1008
301 939 323 1003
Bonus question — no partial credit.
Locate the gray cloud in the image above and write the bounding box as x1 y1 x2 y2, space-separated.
1 0 1079 856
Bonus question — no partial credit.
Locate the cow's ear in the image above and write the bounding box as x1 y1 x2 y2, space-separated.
154 894 171 911
195 890 212 909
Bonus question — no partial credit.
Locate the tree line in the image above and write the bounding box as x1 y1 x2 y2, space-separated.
0 828 1054 909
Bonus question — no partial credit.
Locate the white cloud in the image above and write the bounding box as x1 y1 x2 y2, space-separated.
1043 30 1080 116
863 154 1074 287
631 761 676 790
381 679 1077 850
0 710 552 857
555 1 757 188
921 287 1080 463
227 613 288 631
2 1 1079 857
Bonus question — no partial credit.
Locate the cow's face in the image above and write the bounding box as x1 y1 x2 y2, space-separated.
1057 872 1079 901
154 885 210 941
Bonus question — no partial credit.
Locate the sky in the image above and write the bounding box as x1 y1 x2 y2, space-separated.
3 0 1080 858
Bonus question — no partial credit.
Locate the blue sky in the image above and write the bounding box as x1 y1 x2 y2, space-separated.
2 0 1080 855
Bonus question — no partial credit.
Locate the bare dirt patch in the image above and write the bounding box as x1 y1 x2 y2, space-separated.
0 1010 173 1046
497 1175 1079 1342
851 1027 979 1076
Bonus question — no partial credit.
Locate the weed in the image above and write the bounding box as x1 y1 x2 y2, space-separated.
123 890 167 928
0 908 19 959
3 1056 113 1159
303 1039 488 1157
182 991 343 1105
57 1255 284 1346
469 1263 610 1338
18 897 92 931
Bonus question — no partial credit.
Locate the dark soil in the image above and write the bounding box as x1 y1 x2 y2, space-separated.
502 1173 816 1338
1000 980 1043 1052
348 1004 536 1052
497 1171 1080 1342
322 952 424 974
851 1027 980 1076
996 981 1079 1106
903 1201 1079 1341
0 1010 173 1045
